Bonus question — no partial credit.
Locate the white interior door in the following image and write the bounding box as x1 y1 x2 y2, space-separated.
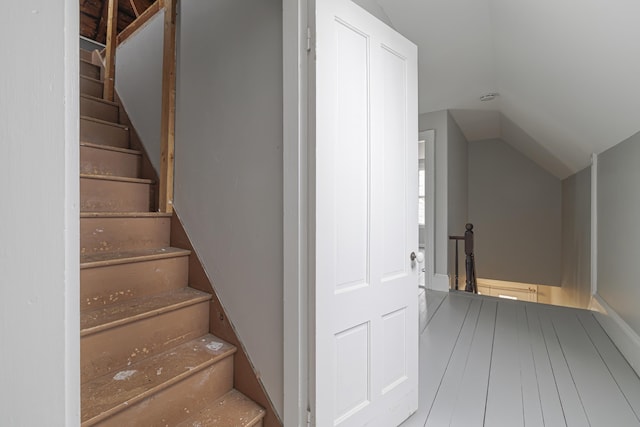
313 0 419 425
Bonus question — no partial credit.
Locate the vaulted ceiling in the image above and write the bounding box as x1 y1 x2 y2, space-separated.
357 0 640 179
80 0 155 44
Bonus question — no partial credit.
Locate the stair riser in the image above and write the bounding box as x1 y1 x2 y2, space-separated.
81 61 101 80
81 119 129 148
80 145 141 178
91 358 234 427
81 256 189 312
80 97 119 123
81 77 104 98
81 301 209 383
81 217 170 255
80 49 93 62
80 178 151 212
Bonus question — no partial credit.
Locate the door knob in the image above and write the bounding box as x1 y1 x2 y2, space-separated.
410 252 424 263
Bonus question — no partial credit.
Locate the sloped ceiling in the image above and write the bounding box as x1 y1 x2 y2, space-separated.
80 0 155 44
372 0 640 179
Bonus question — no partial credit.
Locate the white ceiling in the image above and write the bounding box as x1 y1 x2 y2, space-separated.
357 0 640 178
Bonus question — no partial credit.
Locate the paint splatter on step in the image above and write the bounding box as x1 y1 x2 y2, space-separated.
113 370 137 381
206 341 224 352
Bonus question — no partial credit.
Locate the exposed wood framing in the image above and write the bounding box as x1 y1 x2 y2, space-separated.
95 0 110 43
103 0 118 101
159 0 177 213
129 0 140 17
117 0 161 46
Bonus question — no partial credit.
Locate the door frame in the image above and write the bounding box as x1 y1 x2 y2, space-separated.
420 130 436 290
283 2 422 424
283 0 310 425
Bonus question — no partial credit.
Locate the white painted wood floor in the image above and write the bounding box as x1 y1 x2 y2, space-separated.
401 291 640 427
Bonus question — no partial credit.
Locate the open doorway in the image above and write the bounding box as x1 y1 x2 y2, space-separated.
418 130 435 290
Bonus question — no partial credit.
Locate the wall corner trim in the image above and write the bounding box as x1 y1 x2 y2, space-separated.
592 293 640 377
590 153 598 296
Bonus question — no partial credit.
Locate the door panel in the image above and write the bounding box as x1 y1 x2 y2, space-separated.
315 0 418 425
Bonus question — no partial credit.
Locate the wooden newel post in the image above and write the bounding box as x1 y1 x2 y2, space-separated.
159 0 177 213
464 223 477 293
103 0 118 101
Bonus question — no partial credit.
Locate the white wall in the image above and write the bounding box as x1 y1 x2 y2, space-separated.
598 131 640 334
175 0 284 416
468 138 562 286
116 12 164 171
419 111 448 278
559 166 591 308
0 1 80 425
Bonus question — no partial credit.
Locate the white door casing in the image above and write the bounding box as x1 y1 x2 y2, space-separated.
313 1 419 425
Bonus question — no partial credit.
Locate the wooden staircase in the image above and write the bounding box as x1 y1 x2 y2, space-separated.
79 49 265 426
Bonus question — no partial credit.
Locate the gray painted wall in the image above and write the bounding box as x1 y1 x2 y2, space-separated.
447 112 469 282
351 0 395 28
1 1 80 424
468 138 562 286
419 110 448 277
175 0 284 416
114 0 284 416
560 166 591 308
598 131 640 334
419 110 469 287
115 12 164 171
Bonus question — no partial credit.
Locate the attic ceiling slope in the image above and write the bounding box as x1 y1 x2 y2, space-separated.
367 0 640 176
81 0 155 44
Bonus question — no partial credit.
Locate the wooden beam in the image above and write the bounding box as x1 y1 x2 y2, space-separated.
117 0 161 46
95 0 110 42
103 0 118 101
159 0 177 213
129 0 140 17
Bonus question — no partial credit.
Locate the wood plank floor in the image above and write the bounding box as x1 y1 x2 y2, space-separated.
401 291 640 427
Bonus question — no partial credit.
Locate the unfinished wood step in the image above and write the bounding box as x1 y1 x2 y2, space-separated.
177 389 266 427
81 59 101 80
80 49 93 62
81 288 211 383
80 247 190 268
80 213 170 255
81 116 129 149
81 75 104 98
81 247 190 312
82 334 236 427
80 174 152 213
80 95 119 123
80 142 141 178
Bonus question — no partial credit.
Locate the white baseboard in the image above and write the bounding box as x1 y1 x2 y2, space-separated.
430 274 450 292
592 293 640 377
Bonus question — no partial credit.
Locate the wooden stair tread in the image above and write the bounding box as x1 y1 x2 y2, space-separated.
80 75 103 84
176 389 266 427
81 115 129 130
80 94 119 107
80 141 141 156
81 247 190 269
80 173 153 184
80 58 99 66
80 212 172 219
82 334 236 425
81 287 211 336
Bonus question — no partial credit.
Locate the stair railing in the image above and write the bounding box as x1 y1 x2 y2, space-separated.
102 0 177 213
449 223 478 293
